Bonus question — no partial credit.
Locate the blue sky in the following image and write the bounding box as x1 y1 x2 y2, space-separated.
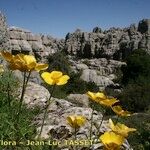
0 0 150 38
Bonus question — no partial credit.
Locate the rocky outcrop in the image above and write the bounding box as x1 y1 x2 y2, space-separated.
70 57 125 90
1 11 150 60
23 82 132 150
67 94 89 107
64 19 150 59
138 19 150 54
8 26 64 61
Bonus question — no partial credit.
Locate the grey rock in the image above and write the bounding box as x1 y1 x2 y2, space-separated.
7 26 64 61
65 19 150 58
23 82 50 108
22 82 132 150
0 12 10 50
67 94 89 107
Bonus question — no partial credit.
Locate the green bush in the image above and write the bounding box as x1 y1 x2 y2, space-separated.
118 76 150 112
119 49 150 112
124 114 150 150
47 51 71 74
121 49 150 84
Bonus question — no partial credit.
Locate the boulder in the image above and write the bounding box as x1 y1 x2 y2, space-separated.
67 94 89 107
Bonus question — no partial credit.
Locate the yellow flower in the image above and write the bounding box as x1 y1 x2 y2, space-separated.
0 51 13 62
1 51 48 72
0 64 4 73
109 119 136 137
87 91 107 102
41 71 70 85
100 131 125 150
67 115 86 129
111 105 131 117
99 98 119 107
87 91 119 107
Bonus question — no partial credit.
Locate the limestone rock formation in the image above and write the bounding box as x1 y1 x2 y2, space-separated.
64 19 150 59
1 11 150 60
138 19 150 54
8 26 64 61
70 57 126 90
23 82 132 150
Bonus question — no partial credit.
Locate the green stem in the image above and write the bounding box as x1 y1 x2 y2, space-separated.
38 85 55 138
96 108 106 138
74 127 77 150
7 71 12 111
16 72 26 122
97 114 104 135
89 108 94 140
25 71 31 87
16 71 31 124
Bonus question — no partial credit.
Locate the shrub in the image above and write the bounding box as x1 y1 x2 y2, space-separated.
118 76 150 112
124 114 150 150
121 49 150 84
119 49 150 112
47 51 71 74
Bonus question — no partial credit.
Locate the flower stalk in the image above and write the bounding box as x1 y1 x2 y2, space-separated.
16 71 31 123
38 85 55 138
89 108 94 140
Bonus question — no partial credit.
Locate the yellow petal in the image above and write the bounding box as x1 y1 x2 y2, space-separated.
23 55 36 65
87 91 96 100
41 72 55 85
27 62 37 70
76 116 86 127
111 105 131 117
56 75 70 85
67 116 75 128
87 91 107 103
109 119 115 129
67 115 86 129
95 92 106 100
112 122 137 137
100 131 125 146
50 71 63 79
1 51 13 62
15 54 25 63
100 98 119 107
35 63 48 71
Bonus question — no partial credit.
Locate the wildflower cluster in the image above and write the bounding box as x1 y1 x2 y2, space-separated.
0 50 137 150
87 91 136 149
